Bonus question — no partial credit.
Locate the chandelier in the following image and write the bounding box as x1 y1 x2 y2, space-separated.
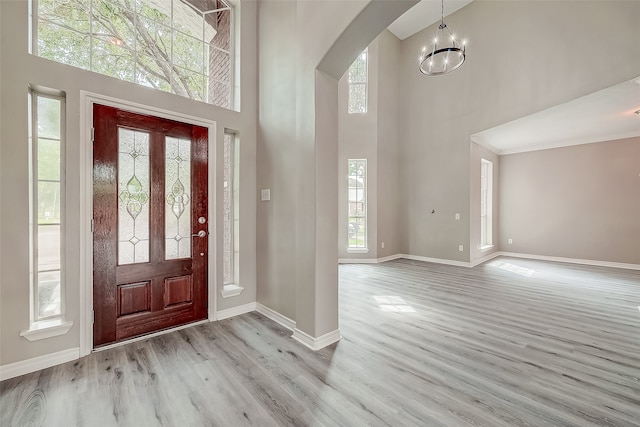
419 0 466 75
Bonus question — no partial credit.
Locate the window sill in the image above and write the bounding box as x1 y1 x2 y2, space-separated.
480 245 495 251
20 319 73 341
221 284 244 298
347 248 369 254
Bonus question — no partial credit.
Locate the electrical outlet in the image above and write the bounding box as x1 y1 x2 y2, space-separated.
261 189 271 201
458 245 464 252
381 242 385 249
508 238 513 244
455 213 460 220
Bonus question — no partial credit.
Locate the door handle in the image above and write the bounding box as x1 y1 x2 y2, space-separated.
192 230 207 238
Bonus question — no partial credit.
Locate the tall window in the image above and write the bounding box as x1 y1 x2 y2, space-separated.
348 159 367 249
32 0 234 108
480 158 493 248
223 131 239 285
29 88 65 323
347 49 367 114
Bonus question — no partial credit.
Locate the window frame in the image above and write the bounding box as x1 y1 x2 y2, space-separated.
30 0 235 109
480 158 493 248
347 158 368 251
223 130 240 286
347 48 368 114
21 86 73 340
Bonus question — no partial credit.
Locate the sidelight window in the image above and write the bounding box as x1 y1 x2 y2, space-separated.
347 159 367 250
223 131 239 285
23 87 73 340
480 158 493 248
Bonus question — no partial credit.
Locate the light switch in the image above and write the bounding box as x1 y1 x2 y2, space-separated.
455 213 460 220
261 189 271 201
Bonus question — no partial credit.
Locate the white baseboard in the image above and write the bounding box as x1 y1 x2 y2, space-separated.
377 254 405 263
254 304 341 351
292 328 342 351
340 250 639 271
499 252 640 271
0 347 80 381
216 302 257 320
338 258 378 264
470 251 502 267
339 254 404 264
256 303 296 331
400 254 470 268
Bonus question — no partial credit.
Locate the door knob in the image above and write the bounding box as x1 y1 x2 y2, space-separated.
192 230 207 238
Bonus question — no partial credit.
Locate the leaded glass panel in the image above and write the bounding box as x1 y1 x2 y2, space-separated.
37 270 61 319
165 136 192 260
118 128 150 265
347 49 368 114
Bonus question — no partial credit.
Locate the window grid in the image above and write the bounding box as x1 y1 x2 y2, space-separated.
480 159 493 247
348 159 367 249
348 49 368 114
30 89 66 322
33 0 233 109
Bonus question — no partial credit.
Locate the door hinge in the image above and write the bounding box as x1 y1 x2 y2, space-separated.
91 127 95 142
91 219 95 233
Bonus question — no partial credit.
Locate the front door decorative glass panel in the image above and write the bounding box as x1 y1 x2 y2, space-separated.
118 128 150 265
165 137 192 260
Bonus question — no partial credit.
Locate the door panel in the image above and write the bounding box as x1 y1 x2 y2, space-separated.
93 104 208 347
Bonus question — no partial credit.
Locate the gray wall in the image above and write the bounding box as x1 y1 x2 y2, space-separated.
337 30 403 260
499 137 640 264
256 0 415 337
0 0 258 366
399 0 640 263
256 0 298 320
256 0 371 336
376 30 404 258
338 39 379 260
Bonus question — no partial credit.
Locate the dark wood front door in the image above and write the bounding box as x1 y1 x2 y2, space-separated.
93 104 208 347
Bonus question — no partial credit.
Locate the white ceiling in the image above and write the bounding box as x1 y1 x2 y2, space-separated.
388 1 640 155
387 0 474 40
471 77 640 155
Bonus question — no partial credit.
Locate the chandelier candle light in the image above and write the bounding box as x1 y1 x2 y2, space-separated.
419 0 466 75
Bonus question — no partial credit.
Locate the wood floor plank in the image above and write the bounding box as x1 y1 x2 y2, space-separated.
2 256 639 426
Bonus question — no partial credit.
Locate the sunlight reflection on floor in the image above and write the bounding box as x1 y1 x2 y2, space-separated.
373 295 417 312
488 260 536 277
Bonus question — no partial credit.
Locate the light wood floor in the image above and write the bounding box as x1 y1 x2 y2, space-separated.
2 257 640 426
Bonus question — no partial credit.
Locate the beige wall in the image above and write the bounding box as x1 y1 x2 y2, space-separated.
398 0 640 263
499 137 640 264
0 0 258 366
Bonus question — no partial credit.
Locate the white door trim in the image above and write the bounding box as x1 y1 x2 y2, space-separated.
79 91 218 357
